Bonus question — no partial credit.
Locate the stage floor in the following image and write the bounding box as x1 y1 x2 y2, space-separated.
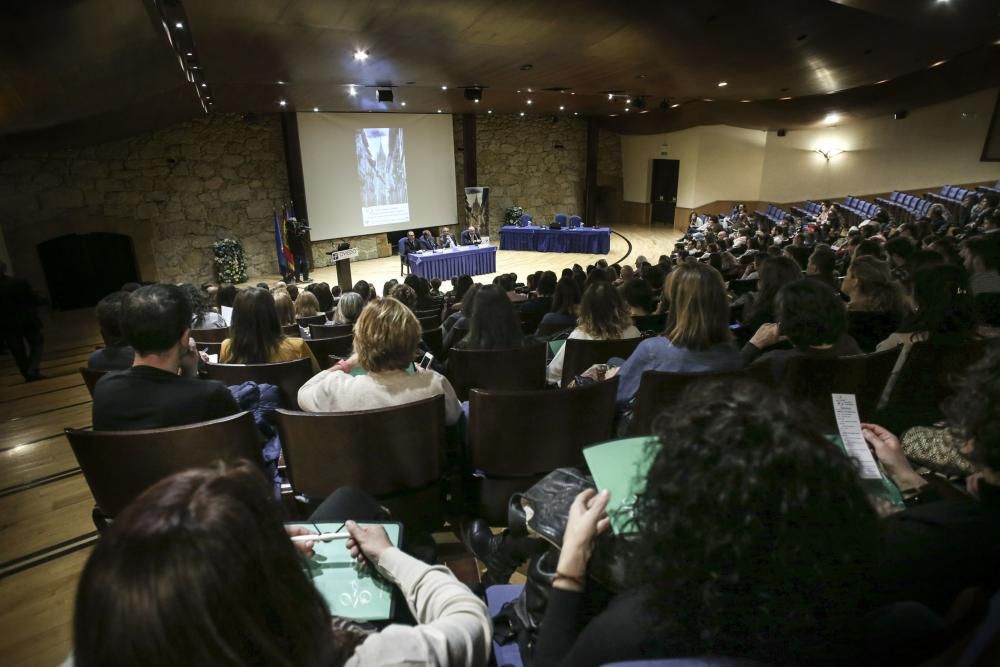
253 224 681 290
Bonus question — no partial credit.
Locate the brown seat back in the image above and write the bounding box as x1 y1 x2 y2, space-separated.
422 328 444 358
305 335 354 369
281 323 301 336
309 323 353 339
297 314 328 327
468 379 618 524
79 367 110 397
418 314 441 331
561 337 642 387
276 396 446 529
630 364 772 436
66 411 262 522
190 327 229 343
204 357 314 409
780 347 902 427
446 341 547 401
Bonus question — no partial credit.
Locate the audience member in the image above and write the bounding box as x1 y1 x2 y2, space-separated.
219 288 319 372
741 255 802 332
533 380 878 666
805 244 839 291
298 297 462 424
88 291 134 371
181 284 226 329
614 261 742 405
0 261 45 382
312 283 335 313
842 255 909 352
962 232 1000 295
73 462 490 666
443 284 481 351
547 282 639 385
295 291 321 319
454 285 525 351
330 292 363 326
273 291 297 327
519 271 557 333
92 284 239 430
536 277 581 337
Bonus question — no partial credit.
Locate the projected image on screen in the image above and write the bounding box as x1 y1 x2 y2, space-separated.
355 127 410 226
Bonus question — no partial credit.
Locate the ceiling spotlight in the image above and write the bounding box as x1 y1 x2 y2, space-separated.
441 85 448 90
994 38 1000 45
609 114 618 117
278 100 287 107
277 80 285 85
703 98 713 102
717 81 728 87
175 21 183 29
779 96 792 101
186 52 193 57
559 105 565 110
526 99 532 105
670 103 681 108
353 49 368 61
527 88 532 93
191 65 200 69
519 112 525 117
624 107 630 112
823 112 840 125
573 112 578 116
608 93 614 100
401 101 407 106
200 83 207 88
930 60 946 68
516 89 522 93
739 99 751 103
875 79 889 84
437 109 442 113
626 98 631 104
313 107 319 112
347 85 357 97
488 110 493 114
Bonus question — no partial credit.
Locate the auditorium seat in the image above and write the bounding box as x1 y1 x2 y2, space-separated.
975 293 1000 327
66 411 263 530
398 237 410 275
560 337 643 387
418 313 442 331
446 341 547 400
519 213 533 226
79 367 110 397
568 214 583 228
467 379 618 525
422 327 444 358
190 327 229 343
196 341 223 357
204 357 314 409
555 213 568 227
632 313 668 334
281 323 301 336
275 396 446 530
308 322 353 339
779 347 902 429
629 365 772 436
297 314 328 327
305 335 354 369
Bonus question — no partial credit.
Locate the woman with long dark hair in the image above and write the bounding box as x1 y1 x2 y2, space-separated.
73 462 490 666
536 277 581 337
454 285 524 351
741 255 802 332
843 255 910 352
220 288 319 371
442 283 481 351
532 380 880 666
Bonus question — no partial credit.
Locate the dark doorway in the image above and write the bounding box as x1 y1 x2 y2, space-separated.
37 232 140 310
650 159 680 225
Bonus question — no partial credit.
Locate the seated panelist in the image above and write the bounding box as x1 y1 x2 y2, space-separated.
460 225 481 246
418 229 437 251
439 227 458 248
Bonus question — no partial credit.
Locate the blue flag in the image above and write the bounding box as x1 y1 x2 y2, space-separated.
274 209 289 276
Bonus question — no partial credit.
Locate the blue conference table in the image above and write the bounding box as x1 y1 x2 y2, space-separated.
407 244 498 280
499 226 611 254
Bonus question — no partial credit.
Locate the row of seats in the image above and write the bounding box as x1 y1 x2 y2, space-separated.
875 191 933 224
790 200 823 218
836 195 881 221
753 204 788 223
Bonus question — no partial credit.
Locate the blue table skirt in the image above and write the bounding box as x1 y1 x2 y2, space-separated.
407 245 498 280
499 226 611 254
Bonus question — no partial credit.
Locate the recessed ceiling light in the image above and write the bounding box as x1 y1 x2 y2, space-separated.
625 107 630 112
930 60 946 68
527 88 532 93
401 101 407 106
559 105 565 110
191 65 200 69
779 96 792 101
200 83 207 88
277 80 285 85
473 99 479 103
313 107 319 112
823 112 840 125
670 103 681 108
717 81 728 87
994 37 1000 45
437 109 442 113
519 112 525 116
640 110 649 114
526 99 532 105
875 79 890 84
186 52 193 57
608 93 614 100
739 99 751 103
570 92 576 95
573 112 578 115
353 49 368 61
278 100 287 107
609 113 617 117
626 98 632 104
516 89 522 93
175 21 183 29
488 110 493 114
441 85 448 90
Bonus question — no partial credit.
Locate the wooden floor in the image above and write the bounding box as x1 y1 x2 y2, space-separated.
0 224 679 666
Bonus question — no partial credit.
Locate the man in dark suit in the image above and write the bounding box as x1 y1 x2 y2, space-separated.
418 229 438 251
285 217 310 283
460 225 481 246
92 283 239 431
403 230 419 255
439 227 458 248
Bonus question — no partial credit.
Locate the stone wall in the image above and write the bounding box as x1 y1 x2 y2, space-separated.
0 113 291 290
453 114 623 233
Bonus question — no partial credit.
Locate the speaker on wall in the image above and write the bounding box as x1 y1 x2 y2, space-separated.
377 89 394 102
777 128 787 137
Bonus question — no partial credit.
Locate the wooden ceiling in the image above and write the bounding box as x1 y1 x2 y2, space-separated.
2 0 999 150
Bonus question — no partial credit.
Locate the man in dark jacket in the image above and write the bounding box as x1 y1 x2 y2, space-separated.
286 217 310 283
0 262 45 382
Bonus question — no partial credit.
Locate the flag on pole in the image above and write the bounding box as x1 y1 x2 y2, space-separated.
281 205 296 272
273 209 289 276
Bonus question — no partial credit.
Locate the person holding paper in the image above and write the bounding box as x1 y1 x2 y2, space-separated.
218 288 320 373
530 380 880 666
71 462 492 667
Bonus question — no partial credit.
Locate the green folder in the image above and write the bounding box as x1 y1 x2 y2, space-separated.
825 435 905 509
548 339 566 356
287 521 402 621
583 437 659 534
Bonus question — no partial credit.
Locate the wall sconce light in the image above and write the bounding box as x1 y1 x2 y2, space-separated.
815 147 845 160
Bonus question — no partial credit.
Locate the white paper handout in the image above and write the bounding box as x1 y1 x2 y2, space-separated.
220 306 233 325
832 393 882 480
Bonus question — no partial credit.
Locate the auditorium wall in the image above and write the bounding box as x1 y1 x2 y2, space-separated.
454 114 623 233
620 87 1000 219
0 113 292 294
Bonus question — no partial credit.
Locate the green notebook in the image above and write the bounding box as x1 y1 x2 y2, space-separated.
287 521 402 621
583 437 659 534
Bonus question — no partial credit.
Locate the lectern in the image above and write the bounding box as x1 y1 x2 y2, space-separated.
326 247 359 291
